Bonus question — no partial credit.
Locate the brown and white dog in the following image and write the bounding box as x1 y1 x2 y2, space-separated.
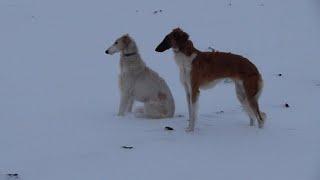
155 28 265 131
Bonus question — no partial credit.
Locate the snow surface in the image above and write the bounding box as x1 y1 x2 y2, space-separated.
1 0 320 179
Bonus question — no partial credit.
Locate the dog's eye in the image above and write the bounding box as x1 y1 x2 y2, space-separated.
114 41 118 45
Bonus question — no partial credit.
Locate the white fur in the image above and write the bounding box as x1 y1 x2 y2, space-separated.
173 51 196 91
173 51 198 131
106 35 175 118
106 44 119 54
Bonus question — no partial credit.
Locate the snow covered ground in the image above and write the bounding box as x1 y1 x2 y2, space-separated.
1 0 319 179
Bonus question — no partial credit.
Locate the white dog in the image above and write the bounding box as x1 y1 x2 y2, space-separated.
105 34 175 118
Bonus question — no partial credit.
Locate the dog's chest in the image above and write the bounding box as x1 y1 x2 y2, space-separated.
174 52 196 85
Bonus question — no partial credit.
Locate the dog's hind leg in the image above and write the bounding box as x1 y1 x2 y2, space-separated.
235 81 255 126
142 101 168 119
242 77 266 128
247 97 265 128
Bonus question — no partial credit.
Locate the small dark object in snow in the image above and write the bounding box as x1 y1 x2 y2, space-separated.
7 174 19 178
164 126 174 131
285 103 290 108
216 110 224 114
153 10 163 14
177 114 184 117
278 73 282 76
122 146 133 149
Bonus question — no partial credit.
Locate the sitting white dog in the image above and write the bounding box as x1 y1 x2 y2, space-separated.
105 34 175 118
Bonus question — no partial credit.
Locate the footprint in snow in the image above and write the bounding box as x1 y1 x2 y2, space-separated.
313 80 320 87
0 174 19 180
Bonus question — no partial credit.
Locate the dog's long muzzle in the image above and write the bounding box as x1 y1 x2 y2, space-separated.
155 35 171 52
155 45 164 52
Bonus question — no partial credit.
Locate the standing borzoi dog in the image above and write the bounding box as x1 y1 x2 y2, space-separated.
155 28 265 131
106 34 175 118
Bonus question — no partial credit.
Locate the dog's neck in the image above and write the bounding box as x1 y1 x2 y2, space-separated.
173 42 198 72
121 48 138 57
120 52 145 75
121 40 139 57
123 51 137 57
174 40 199 57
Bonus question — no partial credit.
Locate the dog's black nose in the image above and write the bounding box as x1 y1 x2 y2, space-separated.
105 50 109 54
155 46 163 52
155 46 161 52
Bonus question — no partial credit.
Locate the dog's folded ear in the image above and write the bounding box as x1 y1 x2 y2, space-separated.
172 28 189 43
180 31 189 42
122 34 131 47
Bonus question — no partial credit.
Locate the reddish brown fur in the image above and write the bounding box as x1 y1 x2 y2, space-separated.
169 29 262 105
156 28 265 129
190 49 262 103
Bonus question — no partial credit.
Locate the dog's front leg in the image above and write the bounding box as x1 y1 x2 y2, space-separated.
126 97 134 113
186 102 197 132
118 93 130 116
184 82 196 132
186 85 199 132
183 83 192 121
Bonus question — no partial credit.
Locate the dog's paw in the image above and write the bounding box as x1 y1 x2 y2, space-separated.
117 112 125 116
258 123 264 129
185 126 195 132
249 121 255 126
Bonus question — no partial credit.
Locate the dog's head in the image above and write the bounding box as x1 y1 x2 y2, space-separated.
105 34 136 55
155 28 189 52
